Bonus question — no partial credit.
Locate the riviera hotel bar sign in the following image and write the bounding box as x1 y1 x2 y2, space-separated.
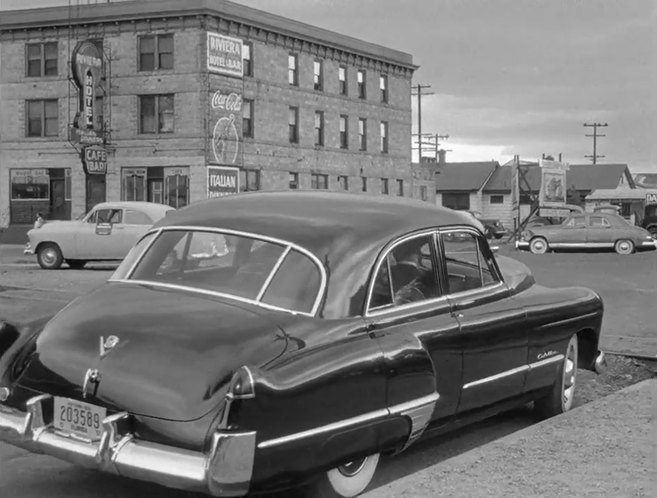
207 32 243 77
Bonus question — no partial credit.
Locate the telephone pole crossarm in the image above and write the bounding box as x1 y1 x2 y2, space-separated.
583 122 608 164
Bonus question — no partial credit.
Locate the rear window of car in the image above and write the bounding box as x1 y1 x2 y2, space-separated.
121 229 323 314
124 209 153 225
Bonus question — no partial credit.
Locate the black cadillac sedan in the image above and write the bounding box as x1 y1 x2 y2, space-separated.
0 192 605 497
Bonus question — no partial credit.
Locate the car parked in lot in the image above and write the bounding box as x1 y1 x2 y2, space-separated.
517 212 657 255
467 210 509 239
0 192 605 497
24 201 173 269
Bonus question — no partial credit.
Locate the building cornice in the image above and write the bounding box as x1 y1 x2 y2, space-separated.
0 0 417 74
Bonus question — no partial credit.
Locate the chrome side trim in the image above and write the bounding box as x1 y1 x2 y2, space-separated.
257 408 389 449
258 393 440 450
116 225 327 317
0 395 255 497
463 355 564 390
535 312 598 330
550 242 614 248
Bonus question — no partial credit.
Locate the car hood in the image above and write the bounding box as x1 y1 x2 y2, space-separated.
17 283 287 421
495 254 535 295
28 220 82 235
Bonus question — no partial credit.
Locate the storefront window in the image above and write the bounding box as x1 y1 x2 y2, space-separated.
165 171 189 208
122 168 147 202
10 169 49 200
65 168 72 200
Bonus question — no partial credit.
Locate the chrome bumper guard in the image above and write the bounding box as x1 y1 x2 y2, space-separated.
0 394 255 497
23 243 34 255
594 350 606 374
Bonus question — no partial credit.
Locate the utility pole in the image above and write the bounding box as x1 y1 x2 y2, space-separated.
583 122 608 164
411 84 434 160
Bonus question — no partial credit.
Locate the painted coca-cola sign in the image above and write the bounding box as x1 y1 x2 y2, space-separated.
211 90 242 111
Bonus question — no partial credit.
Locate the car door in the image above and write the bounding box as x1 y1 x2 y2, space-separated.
440 228 529 413
75 207 124 259
120 208 154 254
552 214 587 246
364 231 464 422
586 214 613 247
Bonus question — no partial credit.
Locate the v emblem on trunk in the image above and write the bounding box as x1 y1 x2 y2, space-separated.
100 335 120 358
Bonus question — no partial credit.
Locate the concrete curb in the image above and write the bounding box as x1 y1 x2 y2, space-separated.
364 379 655 498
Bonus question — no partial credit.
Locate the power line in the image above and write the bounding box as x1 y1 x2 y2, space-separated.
583 122 608 164
411 84 434 160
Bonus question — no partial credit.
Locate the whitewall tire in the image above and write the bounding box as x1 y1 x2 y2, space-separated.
529 237 549 254
535 334 578 418
308 454 380 497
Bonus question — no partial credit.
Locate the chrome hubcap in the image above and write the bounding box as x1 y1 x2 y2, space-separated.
532 240 545 252
562 344 576 409
338 457 367 477
618 242 630 253
41 249 57 265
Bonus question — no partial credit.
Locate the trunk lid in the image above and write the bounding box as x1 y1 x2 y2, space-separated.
18 282 287 421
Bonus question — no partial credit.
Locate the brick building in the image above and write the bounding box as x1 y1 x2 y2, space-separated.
0 0 417 228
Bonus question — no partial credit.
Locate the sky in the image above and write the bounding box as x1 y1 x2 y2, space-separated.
2 0 655 172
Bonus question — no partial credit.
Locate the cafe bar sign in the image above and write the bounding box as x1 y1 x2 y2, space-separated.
82 146 107 175
70 40 103 145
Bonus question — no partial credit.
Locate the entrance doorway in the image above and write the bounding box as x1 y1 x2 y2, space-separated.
86 175 107 214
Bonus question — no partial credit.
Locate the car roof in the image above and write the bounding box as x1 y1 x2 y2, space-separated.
154 191 478 317
94 201 174 218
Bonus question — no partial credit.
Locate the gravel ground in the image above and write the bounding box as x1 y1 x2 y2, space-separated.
575 354 657 406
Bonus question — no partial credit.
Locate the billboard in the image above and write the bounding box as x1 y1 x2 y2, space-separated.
539 159 569 208
207 32 243 77
207 166 239 197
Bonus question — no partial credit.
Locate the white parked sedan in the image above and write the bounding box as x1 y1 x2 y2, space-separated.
24 201 174 269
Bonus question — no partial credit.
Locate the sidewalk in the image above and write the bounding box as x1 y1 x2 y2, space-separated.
365 378 655 498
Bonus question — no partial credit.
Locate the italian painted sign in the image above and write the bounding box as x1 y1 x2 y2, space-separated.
207 166 240 197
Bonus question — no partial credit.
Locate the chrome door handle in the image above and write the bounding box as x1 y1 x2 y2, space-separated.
453 312 464 319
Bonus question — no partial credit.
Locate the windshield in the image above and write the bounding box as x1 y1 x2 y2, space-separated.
114 229 323 314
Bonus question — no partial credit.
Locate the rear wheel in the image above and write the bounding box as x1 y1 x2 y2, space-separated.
66 259 87 269
37 243 63 270
529 237 549 254
614 239 634 255
307 454 380 497
535 334 578 418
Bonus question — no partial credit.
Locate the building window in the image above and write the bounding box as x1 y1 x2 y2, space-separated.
357 69 366 99
26 99 58 137
242 99 253 138
313 60 323 91
243 42 253 76
138 34 173 71
139 94 174 134
338 175 349 191
314 111 324 146
10 169 49 200
381 178 389 195
311 173 329 190
358 118 367 151
95 95 104 131
379 74 388 103
242 169 260 192
442 193 470 211
490 194 504 204
396 179 404 196
289 172 299 190
289 106 299 143
361 176 368 192
339 65 347 95
420 185 428 201
288 53 298 85
26 42 57 77
339 115 349 149
380 121 389 153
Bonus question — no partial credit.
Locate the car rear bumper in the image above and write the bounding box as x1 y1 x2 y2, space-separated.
0 394 255 497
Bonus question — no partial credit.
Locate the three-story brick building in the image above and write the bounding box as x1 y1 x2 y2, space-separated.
0 0 417 228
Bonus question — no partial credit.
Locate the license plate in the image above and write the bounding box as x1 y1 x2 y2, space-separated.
53 397 107 441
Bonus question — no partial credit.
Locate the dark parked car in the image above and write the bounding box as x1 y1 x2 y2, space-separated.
0 192 606 497
517 212 657 255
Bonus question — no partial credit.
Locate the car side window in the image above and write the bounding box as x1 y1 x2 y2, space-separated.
124 209 154 225
369 234 439 311
565 216 586 228
589 216 610 227
261 250 321 314
442 231 497 294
